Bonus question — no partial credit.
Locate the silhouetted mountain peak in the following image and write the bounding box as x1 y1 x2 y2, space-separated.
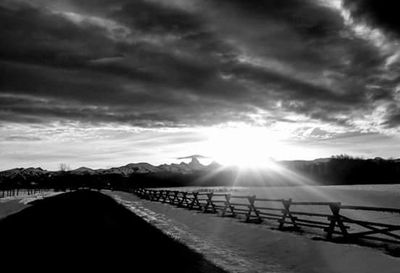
188 157 203 170
207 161 221 169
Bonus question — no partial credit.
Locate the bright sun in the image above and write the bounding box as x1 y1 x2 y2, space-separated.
203 126 290 169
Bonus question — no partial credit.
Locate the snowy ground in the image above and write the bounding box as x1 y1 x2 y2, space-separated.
0 190 61 219
107 190 400 273
159 184 400 207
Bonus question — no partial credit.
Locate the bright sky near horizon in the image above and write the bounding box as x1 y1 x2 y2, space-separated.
1 0 400 170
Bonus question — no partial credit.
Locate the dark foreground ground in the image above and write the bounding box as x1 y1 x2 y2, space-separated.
0 190 227 272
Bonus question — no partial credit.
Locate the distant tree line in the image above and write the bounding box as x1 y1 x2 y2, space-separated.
285 155 400 185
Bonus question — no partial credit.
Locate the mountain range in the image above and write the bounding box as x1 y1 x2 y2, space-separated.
0 157 216 180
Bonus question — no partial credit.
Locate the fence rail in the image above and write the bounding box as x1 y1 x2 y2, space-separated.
132 188 400 245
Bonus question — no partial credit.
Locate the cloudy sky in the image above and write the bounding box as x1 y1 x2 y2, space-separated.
0 0 399 170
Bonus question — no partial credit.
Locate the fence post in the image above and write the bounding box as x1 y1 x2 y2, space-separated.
176 191 183 206
279 199 298 230
203 192 216 213
152 190 158 201
326 202 348 239
165 190 171 203
178 192 189 207
145 189 151 200
221 194 236 217
159 190 166 203
147 190 154 200
166 191 173 203
171 191 179 205
149 190 155 201
188 192 202 210
153 190 160 201
246 195 262 223
156 190 161 201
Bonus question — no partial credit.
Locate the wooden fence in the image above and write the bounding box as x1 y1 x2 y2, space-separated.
132 188 400 245
0 188 47 198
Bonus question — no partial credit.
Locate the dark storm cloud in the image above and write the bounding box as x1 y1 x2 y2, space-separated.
211 0 343 38
0 0 399 130
343 0 400 37
382 103 400 128
340 0 400 128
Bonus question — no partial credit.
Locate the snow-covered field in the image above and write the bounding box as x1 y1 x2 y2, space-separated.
0 190 61 219
108 189 400 273
0 190 61 204
160 184 400 207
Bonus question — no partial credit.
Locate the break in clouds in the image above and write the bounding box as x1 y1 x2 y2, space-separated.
0 0 400 164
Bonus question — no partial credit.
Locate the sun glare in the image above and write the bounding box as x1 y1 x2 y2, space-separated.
203 126 290 169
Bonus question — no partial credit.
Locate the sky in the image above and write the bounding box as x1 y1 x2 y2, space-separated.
0 0 400 170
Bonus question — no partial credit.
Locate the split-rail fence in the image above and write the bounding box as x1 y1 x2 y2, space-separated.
132 188 400 245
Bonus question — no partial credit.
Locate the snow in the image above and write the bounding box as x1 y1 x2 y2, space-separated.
0 190 61 219
0 190 61 205
162 184 400 207
108 190 400 273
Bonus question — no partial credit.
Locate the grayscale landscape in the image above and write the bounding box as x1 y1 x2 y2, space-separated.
1 0 400 272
